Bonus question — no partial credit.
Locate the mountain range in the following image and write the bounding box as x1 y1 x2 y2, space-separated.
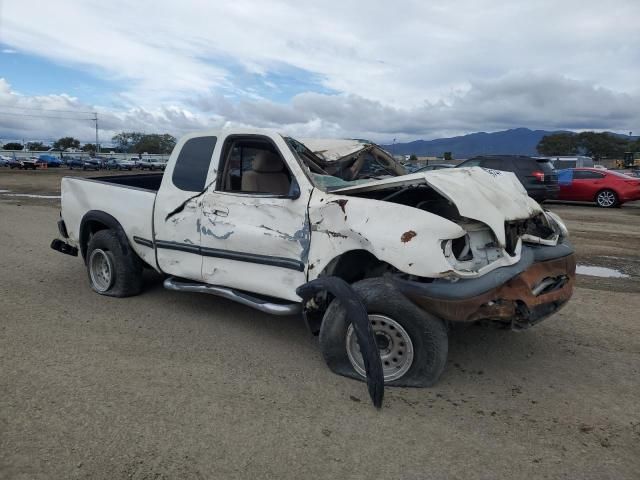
380 128 564 158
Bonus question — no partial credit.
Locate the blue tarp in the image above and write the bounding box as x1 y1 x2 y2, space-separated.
38 154 62 166
557 169 573 186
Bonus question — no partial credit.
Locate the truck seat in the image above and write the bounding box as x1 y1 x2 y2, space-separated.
241 151 290 195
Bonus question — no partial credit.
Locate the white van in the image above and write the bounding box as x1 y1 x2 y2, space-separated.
538 156 594 169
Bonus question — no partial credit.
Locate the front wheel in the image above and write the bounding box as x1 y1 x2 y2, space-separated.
86 229 143 297
596 189 618 208
319 278 448 387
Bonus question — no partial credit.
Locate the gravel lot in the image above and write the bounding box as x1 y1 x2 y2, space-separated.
1 169 639 479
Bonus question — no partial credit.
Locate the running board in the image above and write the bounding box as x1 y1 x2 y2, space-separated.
163 277 301 316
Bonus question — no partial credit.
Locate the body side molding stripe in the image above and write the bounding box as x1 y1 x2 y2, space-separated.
133 236 154 248
135 238 304 271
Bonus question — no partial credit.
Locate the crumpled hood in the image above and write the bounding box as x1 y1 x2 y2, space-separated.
332 166 543 246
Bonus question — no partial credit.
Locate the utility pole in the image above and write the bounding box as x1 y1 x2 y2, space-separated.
93 112 100 153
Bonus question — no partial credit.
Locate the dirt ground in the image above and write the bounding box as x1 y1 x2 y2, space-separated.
1 168 639 479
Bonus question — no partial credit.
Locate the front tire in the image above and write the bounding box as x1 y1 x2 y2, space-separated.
319 278 448 387
596 189 618 208
86 229 143 297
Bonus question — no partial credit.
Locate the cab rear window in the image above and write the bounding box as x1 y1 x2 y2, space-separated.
172 136 217 191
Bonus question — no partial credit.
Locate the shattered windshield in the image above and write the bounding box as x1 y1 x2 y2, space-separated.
284 137 406 191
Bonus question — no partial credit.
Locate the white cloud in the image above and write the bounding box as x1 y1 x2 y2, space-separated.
1 0 639 141
0 78 213 143
3 73 637 145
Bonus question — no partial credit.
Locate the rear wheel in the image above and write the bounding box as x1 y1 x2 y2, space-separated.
319 278 448 387
86 229 143 297
596 189 618 208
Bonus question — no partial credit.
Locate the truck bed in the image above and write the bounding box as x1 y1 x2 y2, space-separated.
90 173 164 192
61 175 159 269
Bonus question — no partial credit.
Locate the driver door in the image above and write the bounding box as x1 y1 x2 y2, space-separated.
198 134 310 302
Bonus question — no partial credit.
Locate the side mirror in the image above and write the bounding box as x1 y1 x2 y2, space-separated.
288 180 301 199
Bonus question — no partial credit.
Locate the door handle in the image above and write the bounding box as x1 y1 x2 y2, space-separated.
212 207 229 217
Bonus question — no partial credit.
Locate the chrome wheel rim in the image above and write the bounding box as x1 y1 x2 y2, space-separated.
89 249 113 292
346 314 414 382
597 191 615 207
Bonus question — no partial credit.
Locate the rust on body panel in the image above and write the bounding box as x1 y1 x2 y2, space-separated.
398 254 576 325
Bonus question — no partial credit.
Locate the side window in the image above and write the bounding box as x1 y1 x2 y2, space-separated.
218 137 292 196
172 136 217 191
461 158 482 167
574 170 604 180
482 158 505 170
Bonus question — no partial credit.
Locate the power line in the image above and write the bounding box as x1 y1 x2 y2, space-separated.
0 104 96 114
0 111 96 120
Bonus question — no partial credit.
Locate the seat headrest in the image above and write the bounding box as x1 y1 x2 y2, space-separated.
253 151 284 173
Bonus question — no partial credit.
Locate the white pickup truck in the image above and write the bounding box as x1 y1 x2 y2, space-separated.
52 129 575 387
137 157 167 171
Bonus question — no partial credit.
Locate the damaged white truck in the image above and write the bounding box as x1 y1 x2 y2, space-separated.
52 129 576 391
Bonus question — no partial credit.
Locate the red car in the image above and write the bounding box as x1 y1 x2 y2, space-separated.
557 168 640 207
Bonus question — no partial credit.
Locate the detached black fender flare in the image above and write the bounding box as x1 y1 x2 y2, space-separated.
296 276 384 409
79 210 134 261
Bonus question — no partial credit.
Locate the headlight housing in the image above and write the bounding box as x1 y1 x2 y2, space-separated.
544 211 569 239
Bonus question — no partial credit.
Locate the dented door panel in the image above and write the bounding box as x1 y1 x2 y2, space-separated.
197 132 313 302
198 193 309 301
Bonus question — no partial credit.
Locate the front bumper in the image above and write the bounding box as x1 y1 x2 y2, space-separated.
393 242 575 329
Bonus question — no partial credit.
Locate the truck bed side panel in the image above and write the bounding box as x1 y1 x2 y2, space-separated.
61 177 157 269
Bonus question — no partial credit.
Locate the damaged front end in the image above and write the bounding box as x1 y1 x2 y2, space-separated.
313 166 575 329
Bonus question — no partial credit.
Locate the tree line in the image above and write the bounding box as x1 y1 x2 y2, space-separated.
110 132 176 154
537 131 640 159
2 132 176 155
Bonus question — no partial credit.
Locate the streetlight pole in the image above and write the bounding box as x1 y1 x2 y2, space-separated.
93 112 100 153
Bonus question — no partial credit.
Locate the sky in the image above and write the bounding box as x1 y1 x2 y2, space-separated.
0 0 639 145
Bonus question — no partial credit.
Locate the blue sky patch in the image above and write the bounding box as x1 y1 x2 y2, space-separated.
1 45 127 107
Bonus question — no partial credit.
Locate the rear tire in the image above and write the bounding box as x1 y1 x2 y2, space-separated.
86 229 143 297
319 278 448 387
596 189 618 208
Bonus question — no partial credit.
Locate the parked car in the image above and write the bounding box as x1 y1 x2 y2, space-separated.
414 163 455 173
137 158 166 171
0 155 11 167
65 157 82 169
105 158 135 171
51 130 575 390
557 168 640 207
38 154 63 167
7 157 24 169
82 158 101 171
20 158 37 170
457 155 559 202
